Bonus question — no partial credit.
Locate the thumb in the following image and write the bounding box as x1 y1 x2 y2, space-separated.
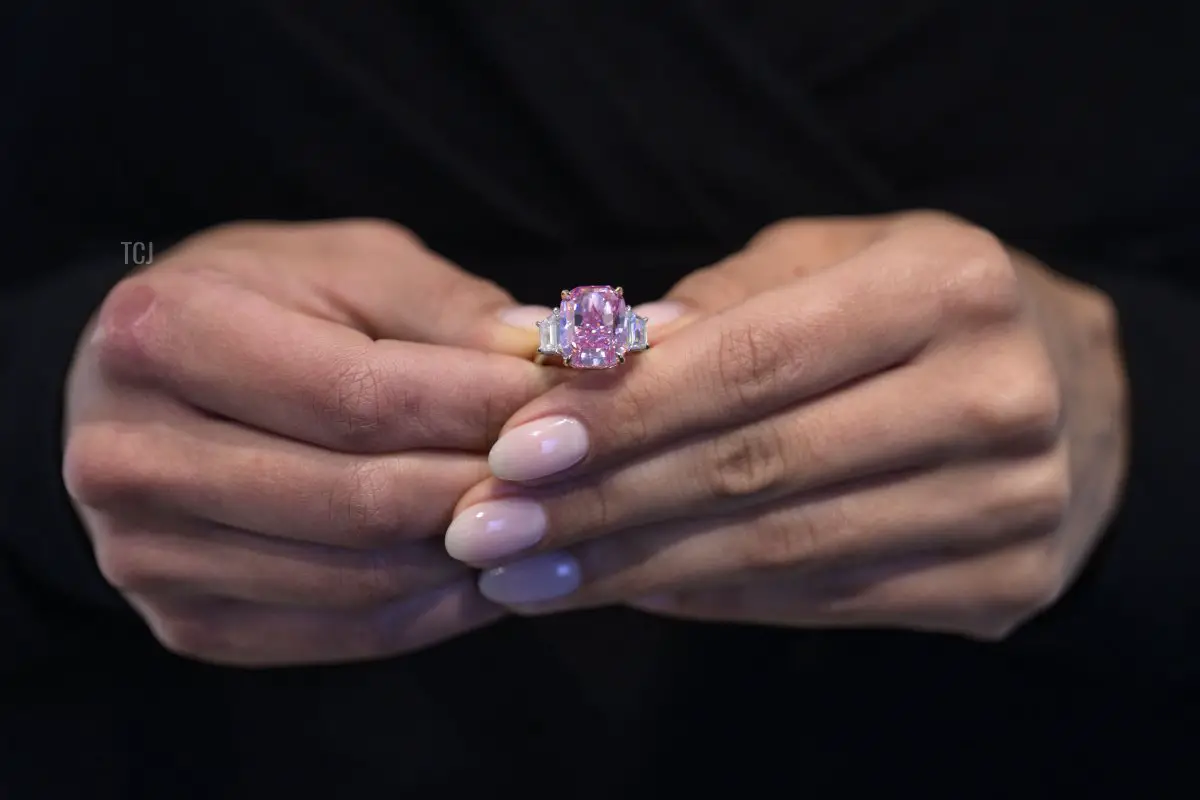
371 266 549 358
631 256 761 340
641 216 894 340
368 265 549 357
323 227 550 357
489 303 557 357
199 220 549 357
357 252 547 357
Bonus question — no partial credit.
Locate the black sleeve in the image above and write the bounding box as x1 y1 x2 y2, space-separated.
1 256 141 668
0 2 196 674
1010 267 1200 683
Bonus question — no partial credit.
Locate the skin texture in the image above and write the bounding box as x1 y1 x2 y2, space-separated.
63 219 560 667
453 212 1129 641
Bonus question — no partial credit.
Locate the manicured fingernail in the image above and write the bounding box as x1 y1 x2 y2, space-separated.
632 301 685 326
489 417 588 481
477 552 582 604
444 499 547 562
498 305 555 328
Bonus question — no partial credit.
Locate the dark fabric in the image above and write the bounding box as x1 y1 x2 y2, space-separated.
2 1 1198 796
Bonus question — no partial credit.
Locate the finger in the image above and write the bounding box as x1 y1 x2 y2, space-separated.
659 216 890 323
629 542 1060 641
135 578 503 667
92 522 471 610
472 448 1067 610
66 400 491 549
172 219 545 355
487 233 948 482
448 329 1059 562
92 274 558 452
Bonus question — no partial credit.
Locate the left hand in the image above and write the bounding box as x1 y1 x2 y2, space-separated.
446 213 1128 640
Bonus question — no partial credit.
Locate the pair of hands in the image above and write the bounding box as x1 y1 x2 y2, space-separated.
64 214 1127 667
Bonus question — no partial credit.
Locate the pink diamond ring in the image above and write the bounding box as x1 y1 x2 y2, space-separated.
534 285 650 369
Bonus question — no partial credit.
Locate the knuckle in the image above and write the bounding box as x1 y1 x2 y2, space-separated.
669 262 750 306
714 322 785 411
1094 291 1120 342
329 460 398 546
150 610 229 662
334 551 413 608
91 279 167 378
961 357 1063 442
355 602 422 659
920 215 1004 257
738 512 823 572
62 426 150 509
1080 285 1121 348
748 217 884 263
478 376 521 446
317 353 397 448
161 247 260 288
337 217 426 250
746 218 813 249
92 536 153 593
186 220 274 249
898 209 968 230
531 471 633 550
966 617 1022 643
998 545 1068 618
1011 452 1073 537
607 376 657 449
565 481 617 541
704 423 791 500
919 224 1022 323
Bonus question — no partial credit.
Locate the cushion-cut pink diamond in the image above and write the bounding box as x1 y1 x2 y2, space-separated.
559 285 628 368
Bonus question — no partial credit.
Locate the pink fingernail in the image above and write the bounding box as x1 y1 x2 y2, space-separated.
444 499 547 563
477 552 582 605
488 417 588 481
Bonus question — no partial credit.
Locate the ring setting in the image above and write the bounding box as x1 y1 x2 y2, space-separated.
536 285 649 369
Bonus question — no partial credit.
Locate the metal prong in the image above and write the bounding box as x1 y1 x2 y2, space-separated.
614 286 623 296
561 289 570 300
617 353 625 363
563 355 572 368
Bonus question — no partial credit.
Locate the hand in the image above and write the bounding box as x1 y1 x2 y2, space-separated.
64 219 557 666
444 213 1128 640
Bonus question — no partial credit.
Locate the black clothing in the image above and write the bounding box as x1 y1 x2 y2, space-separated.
2 2 1198 797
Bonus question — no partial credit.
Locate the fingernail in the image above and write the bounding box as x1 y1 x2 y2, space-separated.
632 301 685 326
444 499 547 562
498 305 555 328
477 552 582 604
489 417 588 481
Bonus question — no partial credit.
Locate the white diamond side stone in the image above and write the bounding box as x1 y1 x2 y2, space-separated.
627 314 649 351
537 310 561 354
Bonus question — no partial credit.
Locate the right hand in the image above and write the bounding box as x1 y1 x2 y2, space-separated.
63 219 557 667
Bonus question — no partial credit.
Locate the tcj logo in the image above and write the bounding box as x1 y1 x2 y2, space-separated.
122 241 154 266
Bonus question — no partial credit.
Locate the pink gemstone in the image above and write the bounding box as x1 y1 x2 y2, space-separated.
559 285 628 368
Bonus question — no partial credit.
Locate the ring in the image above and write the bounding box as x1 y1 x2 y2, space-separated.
535 285 650 369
